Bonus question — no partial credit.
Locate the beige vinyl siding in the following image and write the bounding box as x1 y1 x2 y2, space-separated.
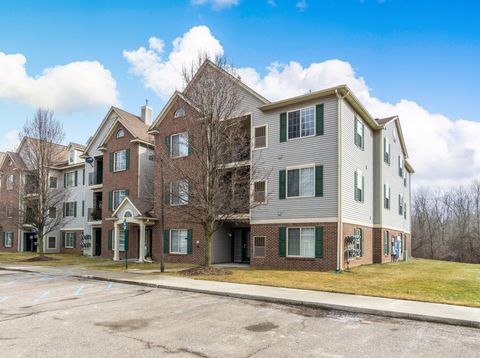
251 95 338 221
341 101 374 224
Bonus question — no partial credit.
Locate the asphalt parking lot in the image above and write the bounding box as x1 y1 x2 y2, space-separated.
1 269 479 358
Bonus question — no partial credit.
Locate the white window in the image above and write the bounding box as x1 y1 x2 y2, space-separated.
171 132 189 158
65 232 76 248
119 230 125 251
174 108 186 118
6 175 14 190
287 227 315 258
398 155 404 177
253 236 266 257
116 129 125 138
287 166 314 198
354 170 364 203
114 150 127 172
384 183 391 210
384 137 390 165
69 150 75 164
253 181 266 203
113 190 128 210
65 202 76 217
254 125 267 149
6 206 14 218
3 232 13 248
170 229 188 254
354 117 364 149
353 228 364 257
288 106 315 139
170 181 189 205
65 171 76 187
47 236 56 249
50 176 58 189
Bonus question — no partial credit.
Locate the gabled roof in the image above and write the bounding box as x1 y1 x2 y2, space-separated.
0 152 5 169
68 142 86 152
17 136 69 166
377 115 410 160
148 91 198 131
111 196 142 218
2 151 27 170
84 106 153 155
184 59 270 105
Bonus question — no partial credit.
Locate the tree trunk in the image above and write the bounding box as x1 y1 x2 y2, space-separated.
204 225 212 266
38 233 44 256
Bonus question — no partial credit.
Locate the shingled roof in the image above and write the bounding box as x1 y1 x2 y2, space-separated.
112 107 153 144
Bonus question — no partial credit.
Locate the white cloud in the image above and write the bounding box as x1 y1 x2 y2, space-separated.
267 0 276 6
124 26 480 188
191 0 239 10
296 0 307 11
123 26 224 100
0 52 119 113
0 130 20 152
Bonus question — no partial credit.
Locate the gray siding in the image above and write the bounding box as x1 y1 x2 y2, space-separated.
251 95 338 222
381 121 410 231
341 101 374 224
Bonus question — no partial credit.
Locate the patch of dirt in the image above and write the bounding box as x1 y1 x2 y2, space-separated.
245 322 278 332
95 318 150 332
21 256 58 262
180 266 232 276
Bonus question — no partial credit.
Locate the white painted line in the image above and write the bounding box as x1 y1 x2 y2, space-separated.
0 297 9 303
75 285 85 296
34 290 50 303
106 282 113 289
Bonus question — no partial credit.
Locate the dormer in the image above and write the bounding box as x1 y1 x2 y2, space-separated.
67 143 86 165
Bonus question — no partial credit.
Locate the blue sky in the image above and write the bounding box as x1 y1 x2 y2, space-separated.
1 0 479 185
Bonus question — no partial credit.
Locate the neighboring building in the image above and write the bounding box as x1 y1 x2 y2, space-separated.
0 61 413 271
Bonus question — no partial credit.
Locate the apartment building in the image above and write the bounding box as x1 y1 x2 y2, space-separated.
0 61 413 271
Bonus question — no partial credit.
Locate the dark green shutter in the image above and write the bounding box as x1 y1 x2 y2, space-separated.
361 121 365 149
280 112 287 142
361 174 365 203
354 118 358 146
74 202 77 217
63 173 66 188
109 152 114 172
279 227 286 257
126 149 130 170
74 170 78 186
279 170 286 200
72 232 77 248
82 169 85 185
163 230 170 254
188 133 192 156
165 136 171 158
3 233 5 247
125 189 129 197
315 226 324 258
164 183 170 205
82 201 85 217
63 203 66 218
108 191 113 211
315 165 323 197
315 104 324 136
354 171 358 201
108 230 112 250
62 232 66 248
187 229 193 254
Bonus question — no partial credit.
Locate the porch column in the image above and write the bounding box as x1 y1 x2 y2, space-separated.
138 222 146 263
113 223 120 261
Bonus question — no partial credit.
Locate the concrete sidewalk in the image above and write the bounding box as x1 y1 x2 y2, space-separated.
2 264 480 329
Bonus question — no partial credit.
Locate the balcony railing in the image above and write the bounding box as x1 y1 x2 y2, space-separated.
88 208 102 222
88 172 103 186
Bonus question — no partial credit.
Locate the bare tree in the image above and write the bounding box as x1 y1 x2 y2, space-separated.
17 109 69 256
154 56 268 266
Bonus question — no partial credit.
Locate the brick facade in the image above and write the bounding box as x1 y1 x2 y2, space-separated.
59 230 84 254
342 223 374 269
0 155 21 252
250 222 338 271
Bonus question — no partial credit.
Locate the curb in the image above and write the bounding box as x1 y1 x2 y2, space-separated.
77 274 480 329
2 266 479 329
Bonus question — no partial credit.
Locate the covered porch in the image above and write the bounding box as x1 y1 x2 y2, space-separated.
107 197 157 263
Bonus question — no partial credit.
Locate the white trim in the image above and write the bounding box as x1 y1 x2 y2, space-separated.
47 235 57 250
251 217 337 225
113 150 127 172
252 179 267 205
286 105 316 141
342 219 411 234
170 131 189 159
60 227 84 231
252 236 266 258
252 124 268 150
285 164 316 199
64 232 76 249
169 229 188 255
286 227 316 258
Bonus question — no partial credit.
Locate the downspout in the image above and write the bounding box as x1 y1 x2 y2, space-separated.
335 89 349 271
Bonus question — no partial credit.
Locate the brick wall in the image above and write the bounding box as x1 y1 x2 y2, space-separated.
59 230 84 254
0 156 20 252
342 223 374 269
250 222 338 271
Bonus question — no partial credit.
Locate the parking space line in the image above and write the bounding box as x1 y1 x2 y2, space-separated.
0 296 9 303
34 290 50 303
74 285 85 296
106 282 113 289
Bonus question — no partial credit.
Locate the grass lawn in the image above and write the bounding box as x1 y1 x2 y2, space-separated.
89 262 195 272
194 259 480 308
0 252 109 266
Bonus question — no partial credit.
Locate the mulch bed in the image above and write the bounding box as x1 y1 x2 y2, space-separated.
22 256 59 262
180 266 233 276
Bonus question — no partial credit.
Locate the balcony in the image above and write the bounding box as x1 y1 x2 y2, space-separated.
87 208 102 223
88 172 103 188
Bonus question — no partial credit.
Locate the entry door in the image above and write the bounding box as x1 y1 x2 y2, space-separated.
241 229 250 263
24 233 32 252
94 229 102 256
